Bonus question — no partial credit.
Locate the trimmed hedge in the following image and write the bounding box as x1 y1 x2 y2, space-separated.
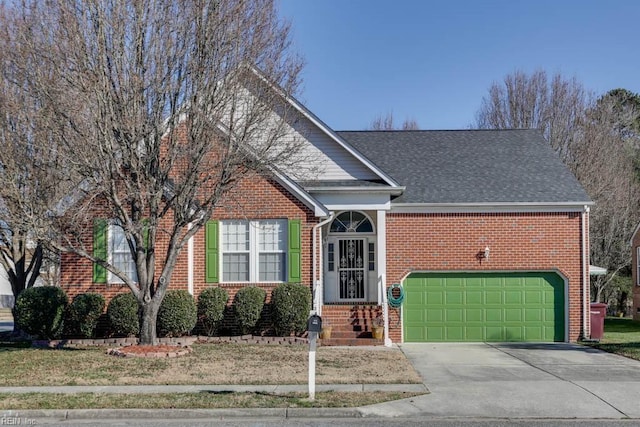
197 287 229 336
234 286 266 335
107 292 139 337
65 293 106 338
271 283 311 336
157 290 197 337
14 286 68 339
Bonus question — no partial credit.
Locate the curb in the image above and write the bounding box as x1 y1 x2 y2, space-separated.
1 407 365 421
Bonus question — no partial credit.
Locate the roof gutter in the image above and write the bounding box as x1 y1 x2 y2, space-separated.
391 201 595 214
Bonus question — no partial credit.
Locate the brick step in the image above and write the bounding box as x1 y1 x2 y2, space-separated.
320 337 382 346
327 330 373 339
0 309 12 321
323 325 375 334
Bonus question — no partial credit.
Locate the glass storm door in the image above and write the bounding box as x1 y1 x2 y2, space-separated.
337 238 366 300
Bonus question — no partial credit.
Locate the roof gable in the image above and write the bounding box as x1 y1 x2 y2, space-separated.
243 68 400 187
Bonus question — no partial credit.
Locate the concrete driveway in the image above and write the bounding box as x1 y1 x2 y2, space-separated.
361 343 640 419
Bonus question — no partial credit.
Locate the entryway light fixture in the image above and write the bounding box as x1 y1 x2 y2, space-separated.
476 246 490 263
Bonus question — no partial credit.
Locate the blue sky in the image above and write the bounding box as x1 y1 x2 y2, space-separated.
278 0 640 130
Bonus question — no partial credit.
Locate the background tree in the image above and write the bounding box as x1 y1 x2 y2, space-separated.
572 95 640 303
475 70 640 307
6 0 307 344
369 111 419 130
475 69 588 163
0 4 74 332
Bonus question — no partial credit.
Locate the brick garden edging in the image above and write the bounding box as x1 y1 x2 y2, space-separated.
31 335 308 349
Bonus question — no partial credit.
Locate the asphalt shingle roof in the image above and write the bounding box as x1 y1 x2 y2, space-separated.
336 129 592 205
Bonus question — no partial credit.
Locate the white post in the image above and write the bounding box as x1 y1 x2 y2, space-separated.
308 331 317 400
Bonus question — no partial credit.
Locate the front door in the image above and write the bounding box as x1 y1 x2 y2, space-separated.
326 237 367 302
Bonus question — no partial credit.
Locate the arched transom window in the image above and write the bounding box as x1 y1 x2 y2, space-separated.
329 211 373 233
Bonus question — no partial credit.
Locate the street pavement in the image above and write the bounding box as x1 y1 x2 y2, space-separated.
3 342 640 423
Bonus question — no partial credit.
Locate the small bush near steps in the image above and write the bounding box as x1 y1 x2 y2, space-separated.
157 290 197 337
271 283 311 336
197 287 229 336
107 292 139 337
65 293 106 338
234 286 266 335
14 286 68 339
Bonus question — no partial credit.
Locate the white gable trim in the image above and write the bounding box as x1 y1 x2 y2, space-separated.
272 171 329 217
248 67 401 189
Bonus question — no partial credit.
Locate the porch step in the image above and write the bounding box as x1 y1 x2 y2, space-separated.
320 304 383 345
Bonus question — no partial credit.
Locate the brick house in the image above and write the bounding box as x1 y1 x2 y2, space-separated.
60 90 593 344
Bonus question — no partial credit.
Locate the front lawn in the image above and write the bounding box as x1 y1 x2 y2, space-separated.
0 342 422 386
0 342 425 410
584 317 640 360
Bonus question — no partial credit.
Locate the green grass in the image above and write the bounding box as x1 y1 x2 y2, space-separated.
585 317 640 360
0 342 422 386
0 391 425 410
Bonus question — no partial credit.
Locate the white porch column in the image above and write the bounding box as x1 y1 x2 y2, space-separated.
376 210 387 304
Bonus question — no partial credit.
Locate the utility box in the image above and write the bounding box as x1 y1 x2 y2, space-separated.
590 302 607 341
307 314 322 333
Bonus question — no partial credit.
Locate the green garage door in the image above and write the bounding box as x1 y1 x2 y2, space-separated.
403 272 565 342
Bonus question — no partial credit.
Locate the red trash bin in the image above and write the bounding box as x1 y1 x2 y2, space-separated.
590 302 607 340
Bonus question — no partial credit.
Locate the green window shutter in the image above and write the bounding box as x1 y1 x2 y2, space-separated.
288 219 302 283
93 219 108 283
205 220 219 283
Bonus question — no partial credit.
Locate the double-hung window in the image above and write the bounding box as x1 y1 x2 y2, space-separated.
108 223 137 284
93 219 138 284
221 219 286 282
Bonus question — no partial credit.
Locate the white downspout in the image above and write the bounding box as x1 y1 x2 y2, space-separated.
582 205 590 340
312 213 334 317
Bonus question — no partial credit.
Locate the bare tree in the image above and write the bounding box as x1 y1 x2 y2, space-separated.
476 70 588 162
0 4 76 331
475 70 640 303
370 111 419 130
7 0 306 344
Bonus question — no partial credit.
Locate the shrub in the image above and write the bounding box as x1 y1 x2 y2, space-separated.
271 283 311 336
233 286 266 335
65 293 106 338
157 290 197 337
197 287 229 336
107 292 139 337
14 286 68 339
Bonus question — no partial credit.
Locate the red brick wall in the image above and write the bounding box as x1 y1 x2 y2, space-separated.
385 211 589 342
60 173 318 313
